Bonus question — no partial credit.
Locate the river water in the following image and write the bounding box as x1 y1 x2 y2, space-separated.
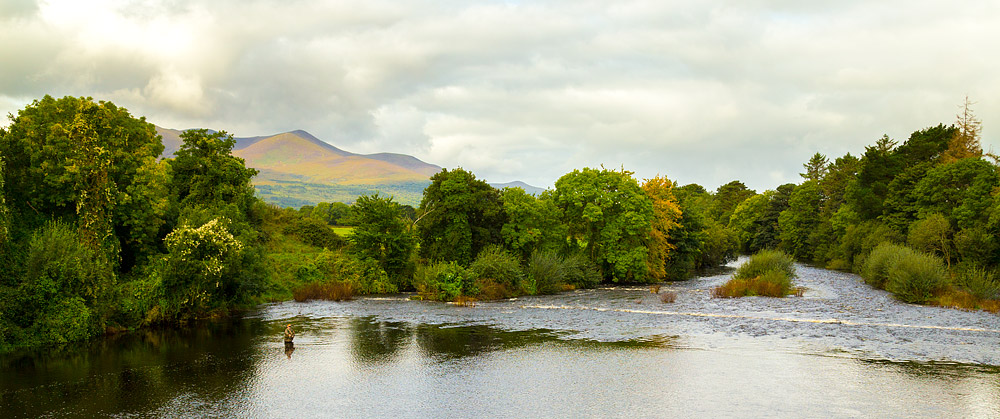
3 263 999 418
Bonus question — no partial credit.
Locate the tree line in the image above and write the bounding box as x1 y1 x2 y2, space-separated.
1 94 996 353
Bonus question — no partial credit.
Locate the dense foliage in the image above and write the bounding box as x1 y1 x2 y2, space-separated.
5 94 995 352
726 99 1000 309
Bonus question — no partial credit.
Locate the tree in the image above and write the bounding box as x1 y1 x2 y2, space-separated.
642 176 683 281
845 135 899 221
550 167 653 282
906 214 953 269
168 129 258 216
349 194 415 285
746 183 795 253
0 95 167 270
0 155 7 247
711 180 755 225
941 96 983 163
500 187 566 260
416 168 504 266
729 192 770 253
910 157 999 230
778 180 824 260
800 153 829 182
820 153 859 215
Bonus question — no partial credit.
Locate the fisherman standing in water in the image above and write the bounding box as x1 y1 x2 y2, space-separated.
284 324 295 359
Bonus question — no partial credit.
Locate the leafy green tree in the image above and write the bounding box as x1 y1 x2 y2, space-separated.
906 214 954 269
0 156 7 247
845 135 899 221
349 194 415 286
911 157 999 230
416 168 505 266
10 221 113 345
550 167 654 282
728 191 770 253
168 129 258 217
500 187 566 260
820 153 859 215
711 180 756 225
778 180 824 260
160 217 262 318
745 183 795 253
0 95 167 270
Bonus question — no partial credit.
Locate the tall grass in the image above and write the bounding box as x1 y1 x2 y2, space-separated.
292 281 354 301
733 250 796 281
715 250 797 298
955 265 1000 300
526 250 567 295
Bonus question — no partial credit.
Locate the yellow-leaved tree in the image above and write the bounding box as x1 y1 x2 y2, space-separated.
642 175 683 281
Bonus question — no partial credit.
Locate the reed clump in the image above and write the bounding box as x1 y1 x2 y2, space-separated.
659 291 677 303
714 250 797 298
292 281 354 301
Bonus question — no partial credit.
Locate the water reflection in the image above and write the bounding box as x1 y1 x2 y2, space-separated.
347 317 676 363
349 317 412 364
2 314 998 418
0 319 264 418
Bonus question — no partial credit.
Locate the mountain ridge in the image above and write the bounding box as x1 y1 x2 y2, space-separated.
155 126 540 206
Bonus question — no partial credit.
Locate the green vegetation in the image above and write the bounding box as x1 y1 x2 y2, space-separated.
714 250 799 298
725 97 1000 311
4 93 996 353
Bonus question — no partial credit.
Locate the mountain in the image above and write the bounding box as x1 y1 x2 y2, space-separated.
155 127 542 207
155 126 439 207
489 181 546 195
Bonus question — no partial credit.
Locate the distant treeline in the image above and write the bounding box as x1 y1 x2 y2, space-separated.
1 95 996 353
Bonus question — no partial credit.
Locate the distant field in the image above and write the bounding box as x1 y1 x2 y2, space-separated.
253 179 428 207
332 226 354 236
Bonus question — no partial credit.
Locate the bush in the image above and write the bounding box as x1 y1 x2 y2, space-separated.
282 216 345 249
526 250 566 295
734 249 796 281
954 265 1000 300
469 245 526 297
716 250 797 298
886 252 948 304
860 243 914 289
413 261 469 302
561 252 601 289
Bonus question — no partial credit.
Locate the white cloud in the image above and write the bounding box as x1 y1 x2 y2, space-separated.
2 0 999 192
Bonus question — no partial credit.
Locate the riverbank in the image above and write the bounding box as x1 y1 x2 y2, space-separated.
258 262 1000 365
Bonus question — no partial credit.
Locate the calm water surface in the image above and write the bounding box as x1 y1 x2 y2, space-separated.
3 264 999 418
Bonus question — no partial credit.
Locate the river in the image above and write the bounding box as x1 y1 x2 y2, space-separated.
2 263 999 418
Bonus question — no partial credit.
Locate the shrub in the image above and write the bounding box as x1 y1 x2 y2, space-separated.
716 250 797 298
659 291 677 303
561 252 601 289
886 252 948 304
526 250 567 295
734 249 796 281
861 243 914 289
469 245 526 297
715 269 793 298
413 261 469 302
954 265 1000 300
282 216 345 249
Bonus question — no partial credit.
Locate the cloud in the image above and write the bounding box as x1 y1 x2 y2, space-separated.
2 0 999 192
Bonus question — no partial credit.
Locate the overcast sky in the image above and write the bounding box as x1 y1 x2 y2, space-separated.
2 0 998 191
